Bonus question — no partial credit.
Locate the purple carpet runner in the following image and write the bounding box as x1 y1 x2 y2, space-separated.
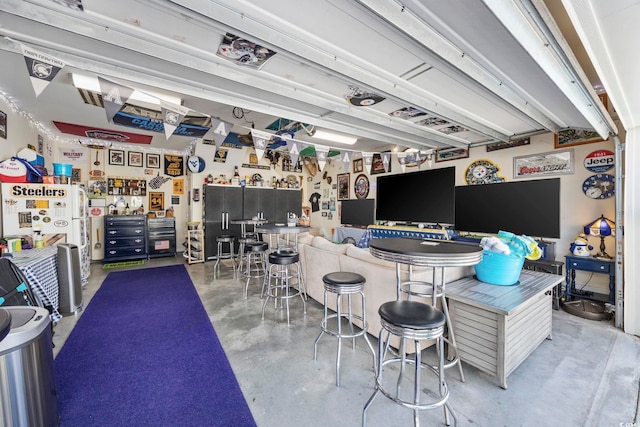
54 265 256 426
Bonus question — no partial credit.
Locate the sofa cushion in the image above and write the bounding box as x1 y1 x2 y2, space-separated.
311 236 351 254
345 245 397 269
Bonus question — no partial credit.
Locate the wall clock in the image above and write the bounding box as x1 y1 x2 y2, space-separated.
582 174 615 199
465 159 505 185
354 174 369 199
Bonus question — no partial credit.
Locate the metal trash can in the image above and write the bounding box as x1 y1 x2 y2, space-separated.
0 306 59 427
57 243 83 315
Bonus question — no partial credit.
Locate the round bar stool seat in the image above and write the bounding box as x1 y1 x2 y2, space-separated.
243 241 268 298
313 272 376 387
261 251 306 324
363 300 456 427
214 235 236 275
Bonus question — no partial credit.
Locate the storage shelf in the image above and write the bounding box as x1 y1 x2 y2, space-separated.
184 228 204 264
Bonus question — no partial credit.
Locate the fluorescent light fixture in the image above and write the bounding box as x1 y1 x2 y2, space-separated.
311 129 358 145
71 73 183 106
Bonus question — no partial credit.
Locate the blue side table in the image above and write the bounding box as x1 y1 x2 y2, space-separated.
564 255 615 304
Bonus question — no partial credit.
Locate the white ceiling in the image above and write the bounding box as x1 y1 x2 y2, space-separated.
0 0 619 155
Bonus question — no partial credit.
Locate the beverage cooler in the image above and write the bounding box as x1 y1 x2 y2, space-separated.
147 217 176 258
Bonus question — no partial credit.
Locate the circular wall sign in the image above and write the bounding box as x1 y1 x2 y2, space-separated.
354 174 369 199
584 150 614 173
582 174 615 199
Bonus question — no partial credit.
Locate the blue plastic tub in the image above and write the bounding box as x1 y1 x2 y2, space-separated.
474 250 525 286
53 163 72 176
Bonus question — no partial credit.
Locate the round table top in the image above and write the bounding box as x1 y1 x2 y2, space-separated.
369 237 483 267
256 224 310 234
0 309 11 343
230 219 268 225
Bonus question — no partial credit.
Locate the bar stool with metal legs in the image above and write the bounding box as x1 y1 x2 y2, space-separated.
261 251 306 324
313 272 376 386
214 235 236 274
400 266 465 381
237 236 258 273
243 241 268 298
362 300 456 427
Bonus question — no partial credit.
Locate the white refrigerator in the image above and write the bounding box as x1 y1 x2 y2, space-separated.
1 183 91 285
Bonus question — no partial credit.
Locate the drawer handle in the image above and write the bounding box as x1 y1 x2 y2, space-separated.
135 239 142 243
108 231 117 235
135 230 142 234
134 249 142 253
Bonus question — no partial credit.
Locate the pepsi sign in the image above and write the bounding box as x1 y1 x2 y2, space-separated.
584 150 614 173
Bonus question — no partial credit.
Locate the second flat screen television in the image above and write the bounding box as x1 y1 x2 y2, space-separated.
375 167 455 224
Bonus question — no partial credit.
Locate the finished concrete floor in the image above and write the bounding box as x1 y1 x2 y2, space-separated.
53 257 640 426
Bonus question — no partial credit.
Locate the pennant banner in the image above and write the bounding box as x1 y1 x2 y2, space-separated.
21 44 65 97
286 138 302 167
362 152 374 174
397 151 407 173
160 101 190 139
164 154 184 177
250 129 271 161
315 146 329 171
98 77 133 123
382 152 391 173
207 118 233 148
340 150 352 171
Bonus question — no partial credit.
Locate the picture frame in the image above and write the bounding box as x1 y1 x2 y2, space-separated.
435 147 469 162
354 174 369 199
146 153 160 169
513 148 574 179
337 173 350 201
370 153 391 175
109 149 125 166
353 158 364 173
128 151 143 167
554 128 605 148
0 110 6 139
71 168 81 184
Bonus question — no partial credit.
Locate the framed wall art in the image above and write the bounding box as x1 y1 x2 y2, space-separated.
109 149 124 166
370 153 391 175
146 153 160 168
435 147 469 162
337 173 350 200
149 191 164 211
513 149 574 178
353 158 364 173
128 151 143 167
554 129 605 148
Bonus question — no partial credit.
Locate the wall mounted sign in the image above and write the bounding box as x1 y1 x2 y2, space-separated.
486 137 530 152
582 174 615 199
354 174 369 199
554 128 605 148
149 191 164 211
435 147 469 162
584 149 614 173
465 159 505 185
513 149 574 178
163 154 184 177
53 121 152 144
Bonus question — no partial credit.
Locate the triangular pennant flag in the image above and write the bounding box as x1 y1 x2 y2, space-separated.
382 152 391 172
98 77 134 123
339 150 352 171
397 151 407 173
315 146 330 171
286 138 301 167
363 153 374 174
207 118 232 148
251 129 271 161
423 150 434 168
160 100 190 139
21 44 65 97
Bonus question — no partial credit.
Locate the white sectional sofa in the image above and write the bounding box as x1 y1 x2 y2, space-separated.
296 235 474 348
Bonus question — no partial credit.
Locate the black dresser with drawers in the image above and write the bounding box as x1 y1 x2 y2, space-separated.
103 215 147 263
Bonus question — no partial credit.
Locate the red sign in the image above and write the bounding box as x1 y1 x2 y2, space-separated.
53 121 152 144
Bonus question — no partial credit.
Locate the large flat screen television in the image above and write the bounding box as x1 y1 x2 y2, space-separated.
454 178 561 238
340 199 375 227
376 167 455 224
